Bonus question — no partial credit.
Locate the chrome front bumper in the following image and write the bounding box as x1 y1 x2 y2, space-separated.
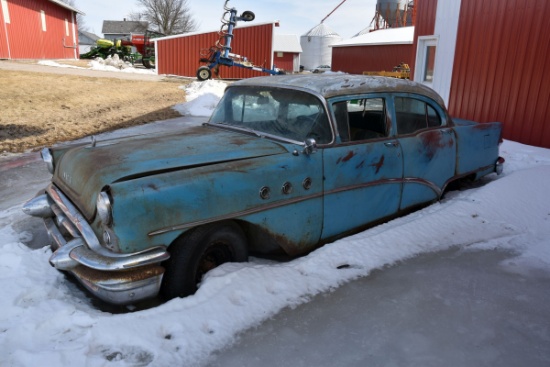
23 184 170 305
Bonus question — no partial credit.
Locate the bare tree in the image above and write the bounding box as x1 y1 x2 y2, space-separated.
59 0 88 31
132 0 198 35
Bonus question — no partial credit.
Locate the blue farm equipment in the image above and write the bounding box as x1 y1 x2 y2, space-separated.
196 0 285 81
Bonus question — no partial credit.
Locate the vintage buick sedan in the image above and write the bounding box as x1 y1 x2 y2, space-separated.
23 75 504 305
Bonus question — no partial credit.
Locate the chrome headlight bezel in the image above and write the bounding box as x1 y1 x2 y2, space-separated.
96 191 113 226
41 148 54 174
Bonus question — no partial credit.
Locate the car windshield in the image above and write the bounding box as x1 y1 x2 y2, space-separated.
209 86 332 144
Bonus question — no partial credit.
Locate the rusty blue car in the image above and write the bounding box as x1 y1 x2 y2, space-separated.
23 75 504 305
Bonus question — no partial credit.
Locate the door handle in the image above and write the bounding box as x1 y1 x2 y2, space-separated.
384 141 399 147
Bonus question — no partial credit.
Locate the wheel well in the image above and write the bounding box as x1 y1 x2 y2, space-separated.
442 173 476 197
167 220 287 256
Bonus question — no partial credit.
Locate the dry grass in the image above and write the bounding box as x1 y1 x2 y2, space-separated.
0 69 189 153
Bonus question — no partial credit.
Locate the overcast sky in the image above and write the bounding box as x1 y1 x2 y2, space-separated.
76 0 378 40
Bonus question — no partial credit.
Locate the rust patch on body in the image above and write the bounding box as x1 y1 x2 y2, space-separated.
72 264 165 283
420 130 454 160
369 155 385 174
337 151 355 164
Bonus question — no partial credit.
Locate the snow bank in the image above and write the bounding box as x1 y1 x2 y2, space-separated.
173 80 227 117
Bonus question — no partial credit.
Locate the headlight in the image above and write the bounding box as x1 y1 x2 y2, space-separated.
96 191 113 225
41 148 54 174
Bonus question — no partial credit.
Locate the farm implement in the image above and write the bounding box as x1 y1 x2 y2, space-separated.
196 0 285 80
80 30 164 69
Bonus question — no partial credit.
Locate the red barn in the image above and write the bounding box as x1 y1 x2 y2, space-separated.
155 22 280 79
411 0 550 148
331 26 414 74
0 0 82 60
273 34 302 73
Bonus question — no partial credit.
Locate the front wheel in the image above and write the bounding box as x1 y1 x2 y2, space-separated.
197 66 212 81
143 57 155 69
160 221 248 300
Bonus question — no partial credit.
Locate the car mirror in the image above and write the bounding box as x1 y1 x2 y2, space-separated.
303 138 318 155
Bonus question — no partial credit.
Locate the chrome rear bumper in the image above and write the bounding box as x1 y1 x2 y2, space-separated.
495 156 505 175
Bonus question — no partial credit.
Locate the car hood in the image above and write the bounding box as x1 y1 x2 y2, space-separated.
52 125 288 220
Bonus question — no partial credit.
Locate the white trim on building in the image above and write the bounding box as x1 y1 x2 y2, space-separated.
414 0 462 106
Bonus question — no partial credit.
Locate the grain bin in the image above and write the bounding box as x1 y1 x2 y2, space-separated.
300 23 343 70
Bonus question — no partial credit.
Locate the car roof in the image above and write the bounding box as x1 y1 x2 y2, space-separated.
231 74 445 107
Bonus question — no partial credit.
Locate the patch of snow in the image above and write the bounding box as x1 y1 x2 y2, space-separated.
173 80 227 117
88 55 156 75
37 60 86 69
37 57 157 75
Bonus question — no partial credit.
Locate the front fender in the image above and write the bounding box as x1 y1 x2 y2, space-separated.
108 151 324 255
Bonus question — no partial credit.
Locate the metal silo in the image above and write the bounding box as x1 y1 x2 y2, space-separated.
373 0 413 29
300 23 343 70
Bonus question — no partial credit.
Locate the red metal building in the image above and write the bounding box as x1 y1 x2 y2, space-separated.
331 26 414 74
156 22 279 79
0 0 82 60
273 34 302 73
411 0 550 148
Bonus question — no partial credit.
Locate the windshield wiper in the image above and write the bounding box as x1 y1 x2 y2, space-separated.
207 122 263 137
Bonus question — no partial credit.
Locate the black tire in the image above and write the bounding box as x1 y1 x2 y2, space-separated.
160 221 248 300
197 66 212 81
142 58 155 69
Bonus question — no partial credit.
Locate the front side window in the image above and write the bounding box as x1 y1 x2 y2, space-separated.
209 87 332 144
395 97 442 135
332 98 388 142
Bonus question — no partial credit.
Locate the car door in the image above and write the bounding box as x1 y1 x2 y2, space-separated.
321 95 403 240
391 95 456 210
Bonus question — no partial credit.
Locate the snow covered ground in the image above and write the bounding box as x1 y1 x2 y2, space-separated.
38 58 157 75
0 81 549 366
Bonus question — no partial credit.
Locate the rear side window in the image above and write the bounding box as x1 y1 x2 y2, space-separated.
395 97 441 135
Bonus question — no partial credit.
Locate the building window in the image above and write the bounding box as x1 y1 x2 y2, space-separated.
1 0 10 24
65 18 69 36
41 10 47 31
424 46 436 82
414 36 438 86
277 52 283 57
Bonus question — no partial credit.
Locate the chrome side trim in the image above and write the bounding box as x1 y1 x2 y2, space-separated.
149 191 325 236
149 177 437 236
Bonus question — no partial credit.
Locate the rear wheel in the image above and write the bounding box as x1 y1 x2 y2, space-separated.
160 221 248 300
197 66 212 81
